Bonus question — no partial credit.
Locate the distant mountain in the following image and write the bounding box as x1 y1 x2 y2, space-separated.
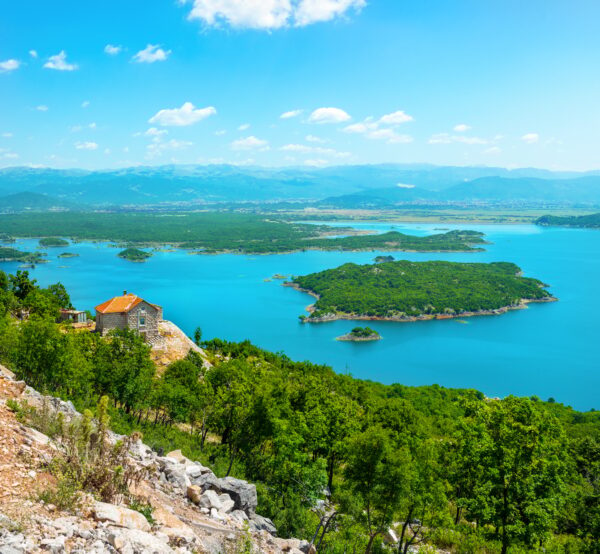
321 176 600 208
0 192 82 213
0 164 599 208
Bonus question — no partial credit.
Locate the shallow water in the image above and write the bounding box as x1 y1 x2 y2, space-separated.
4 222 599 411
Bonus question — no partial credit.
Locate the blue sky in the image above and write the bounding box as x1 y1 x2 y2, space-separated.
1 0 599 170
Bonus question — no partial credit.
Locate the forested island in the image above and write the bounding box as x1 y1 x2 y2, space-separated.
337 326 381 341
57 252 79 258
536 213 600 228
291 260 555 322
117 247 152 262
0 212 486 254
0 246 45 263
38 237 70 247
0 271 596 552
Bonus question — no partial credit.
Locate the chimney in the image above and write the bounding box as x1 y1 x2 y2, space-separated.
123 290 128 296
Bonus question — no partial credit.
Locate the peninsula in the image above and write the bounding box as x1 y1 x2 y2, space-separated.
536 213 600 229
0 246 45 264
290 260 556 322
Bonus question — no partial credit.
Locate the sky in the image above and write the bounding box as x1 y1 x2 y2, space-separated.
1 0 600 171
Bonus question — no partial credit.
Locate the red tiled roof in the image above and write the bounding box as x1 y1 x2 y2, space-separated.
95 293 144 314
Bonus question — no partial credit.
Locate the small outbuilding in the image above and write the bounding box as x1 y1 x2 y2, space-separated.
95 291 163 343
59 309 87 324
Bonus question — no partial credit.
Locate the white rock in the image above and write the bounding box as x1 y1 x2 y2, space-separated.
107 527 173 553
92 501 151 532
199 489 222 511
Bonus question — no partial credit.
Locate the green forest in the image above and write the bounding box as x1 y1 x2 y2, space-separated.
117 247 153 262
536 213 600 228
0 246 44 263
0 272 598 552
38 237 70 247
292 261 553 320
0 212 485 254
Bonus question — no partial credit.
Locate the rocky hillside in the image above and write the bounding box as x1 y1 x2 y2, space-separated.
0 364 312 554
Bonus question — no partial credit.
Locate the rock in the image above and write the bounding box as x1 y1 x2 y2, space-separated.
230 510 249 524
218 494 235 514
190 471 221 491
248 513 277 536
129 439 154 461
216 476 257 512
210 508 226 522
185 463 211 479
161 526 197 546
40 536 65 553
186 485 203 504
383 528 398 544
92 501 151 532
165 449 188 464
164 466 191 491
199 489 223 511
107 527 173 553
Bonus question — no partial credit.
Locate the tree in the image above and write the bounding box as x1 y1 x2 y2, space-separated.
456 396 569 553
9 270 37 301
194 326 202 346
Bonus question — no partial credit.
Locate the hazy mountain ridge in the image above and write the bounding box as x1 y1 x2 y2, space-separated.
0 164 599 208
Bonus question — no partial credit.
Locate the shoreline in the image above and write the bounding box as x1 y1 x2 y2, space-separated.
284 282 558 323
336 333 381 342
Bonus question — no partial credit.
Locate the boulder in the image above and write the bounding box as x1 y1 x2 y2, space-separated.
164 466 191 491
248 513 277 536
216 476 258 512
230 510 249 524
106 527 173 554
186 485 203 504
160 526 196 547
199 490 223 511
190 471 221 491
383 528 398 544
92 501 151 532
185 463 211 479
218 493 235 514
165 449 188 464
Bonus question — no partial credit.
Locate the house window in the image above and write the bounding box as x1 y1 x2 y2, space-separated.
139 308 146 327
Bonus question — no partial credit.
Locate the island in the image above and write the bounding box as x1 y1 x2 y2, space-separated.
117 248 152 262
0 247 45 263
337 326 381 341
58 252 79 258
0 212 488 255
39 237 70 247
288 260 556 322
374 255 395 263
536 213 600 229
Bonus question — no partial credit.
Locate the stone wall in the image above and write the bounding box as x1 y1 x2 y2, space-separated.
126 301 161 343
96 311 128 336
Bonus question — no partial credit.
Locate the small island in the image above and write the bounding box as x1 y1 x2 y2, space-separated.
337 326 381 341
39 237 70 248
272 273 289 280
118 248 152 262
374 255 395 263
0 247 45 263
289 260 556 323
58 252 79 258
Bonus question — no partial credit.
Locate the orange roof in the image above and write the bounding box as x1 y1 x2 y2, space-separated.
95 293 144 314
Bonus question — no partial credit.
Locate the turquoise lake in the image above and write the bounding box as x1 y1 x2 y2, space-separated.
3 222 598 411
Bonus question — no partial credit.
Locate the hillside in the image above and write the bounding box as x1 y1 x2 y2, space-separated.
536 212 600 228
0 192 81 212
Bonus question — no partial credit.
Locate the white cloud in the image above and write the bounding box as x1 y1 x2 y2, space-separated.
88 122 96 129
82 100 90 108
0 59 20 72
367 129 413 143
70 125 83 133
378 110 413 125
183 0 365 30
428 133 487 145
29 50 38 59
280 109 303 119
215 130 227 136
521 132 539 144
145 127 168 138
343 120 375 134
44 51 78 71
231 136 269 150
75 141 98 151
104 44 123 56
2 133 13 138
308 107 351 124
104 148 111 155
238 123 250 131
304 158 329 167
36 105 49 112
305 134 325 143
149 102 216 126
453 123 471 132
133 44 171 63
484 146 502 155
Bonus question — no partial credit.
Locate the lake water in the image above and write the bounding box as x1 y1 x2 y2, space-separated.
3 222 599 411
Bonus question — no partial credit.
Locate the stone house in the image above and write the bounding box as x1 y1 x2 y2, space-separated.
95 292 163 343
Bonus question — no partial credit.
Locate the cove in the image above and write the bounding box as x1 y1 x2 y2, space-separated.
2 222 598 411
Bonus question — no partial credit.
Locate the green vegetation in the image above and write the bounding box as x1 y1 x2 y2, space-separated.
0 212 485 254
58 252 79 258
337 327 381 341
0 247 44 263
536 213 600 228
374 255 394 262
292 260 553 320
0 274 596 552
39 237 70 247
118 247 152 262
